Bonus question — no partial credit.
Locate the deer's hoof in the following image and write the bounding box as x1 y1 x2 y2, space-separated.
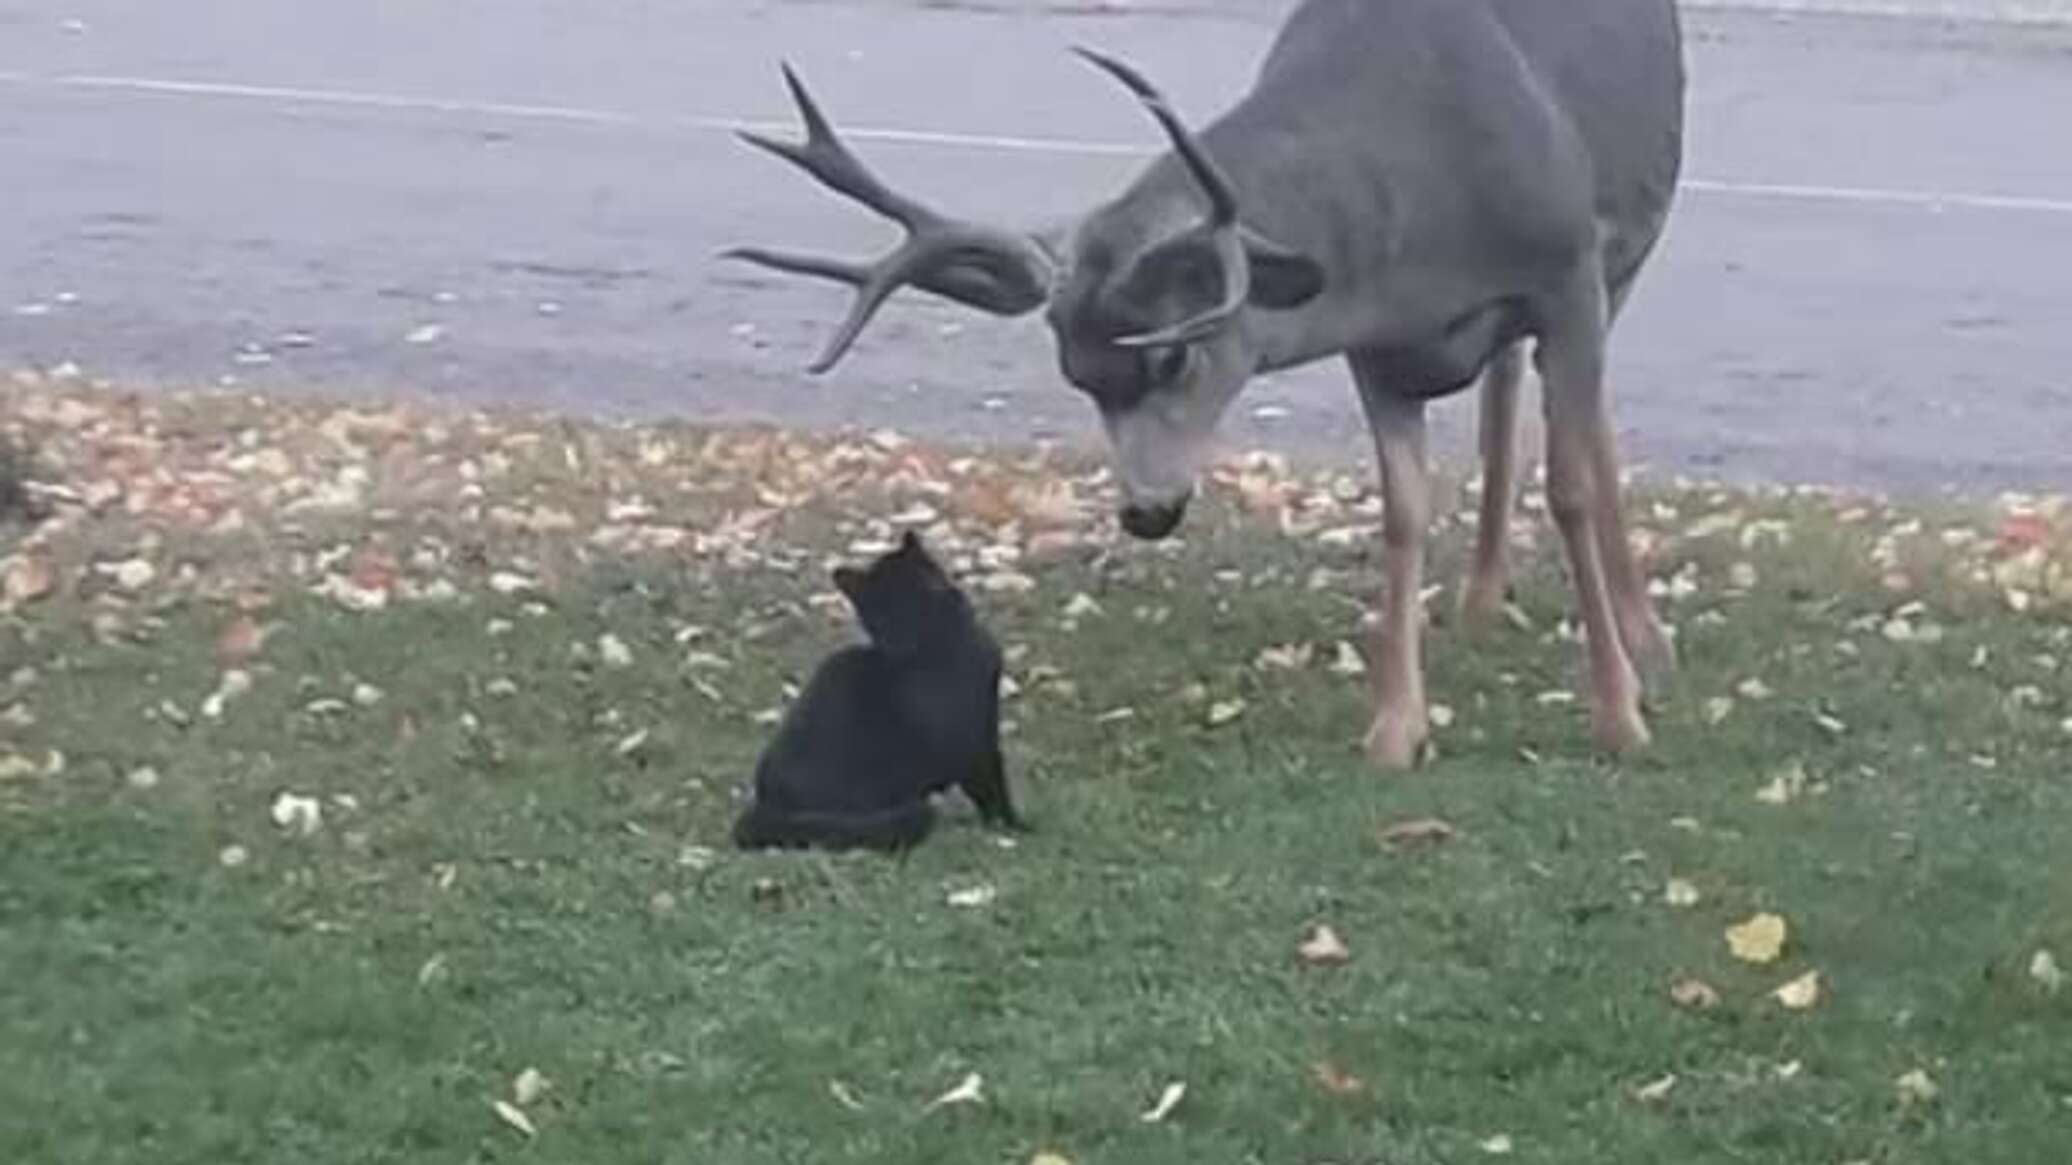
1458 579 1512 633
1364 711 1431 772
1591 700 1652 757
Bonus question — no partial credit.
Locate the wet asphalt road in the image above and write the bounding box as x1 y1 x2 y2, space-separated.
3 0 2070 494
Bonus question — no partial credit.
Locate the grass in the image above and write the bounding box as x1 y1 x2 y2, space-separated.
2 379 2070 1163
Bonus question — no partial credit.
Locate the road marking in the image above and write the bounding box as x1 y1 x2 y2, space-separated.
9 71 2072 215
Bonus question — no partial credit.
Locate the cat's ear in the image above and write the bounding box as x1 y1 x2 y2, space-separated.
831 566 863 597
898 529 924 555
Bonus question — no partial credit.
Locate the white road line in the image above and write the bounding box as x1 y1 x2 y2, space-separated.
10 71 2072 215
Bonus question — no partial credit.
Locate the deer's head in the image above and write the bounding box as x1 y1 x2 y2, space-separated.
723 50 1324 540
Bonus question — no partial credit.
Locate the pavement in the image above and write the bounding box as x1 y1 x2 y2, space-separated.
3 0 2070 495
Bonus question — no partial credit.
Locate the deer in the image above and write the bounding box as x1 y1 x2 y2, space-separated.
724 0 1686 768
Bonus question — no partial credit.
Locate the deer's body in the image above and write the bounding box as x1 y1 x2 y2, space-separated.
1104 0 1683 387
728 0 1687 766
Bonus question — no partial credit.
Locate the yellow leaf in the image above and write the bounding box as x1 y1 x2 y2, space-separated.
1298 924 1351 966
1633 1074 1677 1103
1895 1068 1939 1105
1 554 56 606
1663 878 1701 908
1311 1059 1365 1095
491 1099 537 1138
1030 1154 1074 1165
1756 761 1809 806
924 1072 984 1111
1669 977 1721 1011
1139 1081 1186 1123
1478 1133 1515 1155
1725 913 1789 964
1772 970 1823 1010
1379 817 1458 850
2030 949 2065 994
513 1068 550 1106
1206 698 1246 727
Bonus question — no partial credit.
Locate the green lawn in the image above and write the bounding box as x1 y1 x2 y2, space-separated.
2 382 2069 1163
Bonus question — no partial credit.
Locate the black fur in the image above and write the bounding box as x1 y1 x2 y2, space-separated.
732 530 1026 852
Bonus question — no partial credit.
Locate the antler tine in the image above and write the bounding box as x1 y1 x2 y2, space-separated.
725 63 1056 373
716 246 871 288
1073 46 1251 349
735 64 938 229
1072 47 1238 226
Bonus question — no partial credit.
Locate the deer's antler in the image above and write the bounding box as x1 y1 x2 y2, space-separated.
1072 47 1251 349
722 65 1052 373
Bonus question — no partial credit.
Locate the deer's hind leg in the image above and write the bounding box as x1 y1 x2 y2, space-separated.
1535 269 1650 757
1462 340 1528 629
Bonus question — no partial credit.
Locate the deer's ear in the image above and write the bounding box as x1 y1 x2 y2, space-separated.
1241 228 1325 310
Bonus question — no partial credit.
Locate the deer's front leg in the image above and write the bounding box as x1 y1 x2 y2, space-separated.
1350 356 1432 770
1587 419 1677 686
1535 278 1650 756
1462 341 1526 629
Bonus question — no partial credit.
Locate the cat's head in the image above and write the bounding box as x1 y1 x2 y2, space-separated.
831 529 968 654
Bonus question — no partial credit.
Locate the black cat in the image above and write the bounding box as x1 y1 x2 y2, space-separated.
732 530 1026 851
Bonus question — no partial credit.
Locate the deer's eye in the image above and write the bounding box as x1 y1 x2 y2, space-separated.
1144 345 1189 386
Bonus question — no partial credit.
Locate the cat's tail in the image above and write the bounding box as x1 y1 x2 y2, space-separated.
731 799 936 853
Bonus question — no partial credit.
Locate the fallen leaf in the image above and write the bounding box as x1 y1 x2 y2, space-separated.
829 1080 867 1111
1735 677 1775 701
1379 817 1458 850
3 554 58 605
105 557 156 593
270 792 323 836
126 766 160 791
2031 949 2065 994
598 632 634 668
1669 977 1721 1011
1663 878 1701 908
1063 592 1103 619
489 571 537 595
1328 641 1367 676
1429 702 1457 729
405 323 446 345
1298 924 1351 966
1726 913 1789 964
1029 1154 1074 1165
1703 695 1736 724
1478 1133 1515 1155
1139 1081 1186 1123
1311 1060 1365 1095
1773 970 1823 1010
1255 642 1314 671
491 1099 537 1137
1633 1074 1678 1103
924 1072 985 1111
513 1068 550 1106
1756 761 1810 806
218 844 250 868
946 884 997 909
1895 1068 1939 1105
1206 698 1246 727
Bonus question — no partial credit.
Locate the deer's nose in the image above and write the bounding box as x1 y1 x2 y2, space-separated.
1119 496 1189 541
